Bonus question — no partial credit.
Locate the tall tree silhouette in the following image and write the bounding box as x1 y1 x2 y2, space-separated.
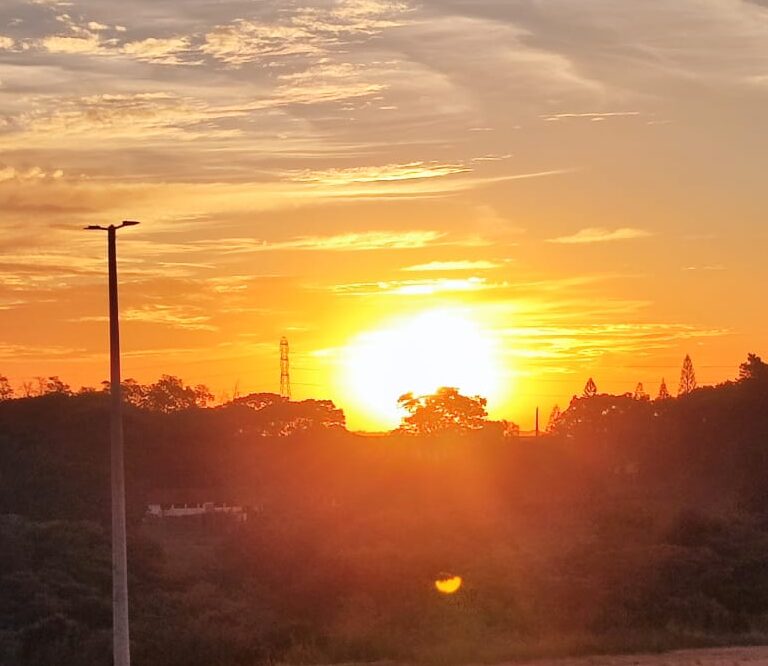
657 378 671 400
633 382 649 401
0 374 13 401
678 355 697 396
583 377 598 398
547 404 562 432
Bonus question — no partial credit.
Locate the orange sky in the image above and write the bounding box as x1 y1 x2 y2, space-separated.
1 0 767 430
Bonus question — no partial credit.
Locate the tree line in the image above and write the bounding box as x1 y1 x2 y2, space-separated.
2 353 768 665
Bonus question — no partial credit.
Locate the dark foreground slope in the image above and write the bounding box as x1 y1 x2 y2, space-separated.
3 375 768 665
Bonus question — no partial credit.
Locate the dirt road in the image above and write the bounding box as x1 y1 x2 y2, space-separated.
505 646 768 665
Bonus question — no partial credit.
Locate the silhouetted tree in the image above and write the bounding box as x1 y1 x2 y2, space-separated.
142 375 212 412
193 384 214 407
657 378 671 400
44 376 71 395
225 392 345 435
102 378 150 406
502 420 521 437
633 382 649 401
398 387 488 435
259 398 345 435
231 392 286 412
583 377 598 398
739 353 768 382
678 354 697 396
0 374 13 401
547 404 562 432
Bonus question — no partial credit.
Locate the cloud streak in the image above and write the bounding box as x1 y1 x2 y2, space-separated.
290 162 470 185
402 260 504 272
548 228 654 244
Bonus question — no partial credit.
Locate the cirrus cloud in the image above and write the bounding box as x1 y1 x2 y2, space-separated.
547 227 655 244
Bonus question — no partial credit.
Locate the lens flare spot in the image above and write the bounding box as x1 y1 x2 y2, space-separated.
434 575 463 595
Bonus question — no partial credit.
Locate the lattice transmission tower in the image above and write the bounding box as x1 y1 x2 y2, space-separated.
280 336 291 399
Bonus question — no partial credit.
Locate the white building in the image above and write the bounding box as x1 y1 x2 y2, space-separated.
146 489 248 522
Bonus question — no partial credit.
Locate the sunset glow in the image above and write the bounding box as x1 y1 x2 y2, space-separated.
5 3 768 665
342 309 504 428
0 0 764 431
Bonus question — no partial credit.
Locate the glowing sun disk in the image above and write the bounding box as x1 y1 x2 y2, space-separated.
343 308 503 427
435 575 463 594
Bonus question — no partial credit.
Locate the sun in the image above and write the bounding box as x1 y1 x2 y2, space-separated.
342 308 504 428
435 574 463 595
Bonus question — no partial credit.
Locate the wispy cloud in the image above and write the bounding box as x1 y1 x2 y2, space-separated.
332 276 496 296
202 0 410 66
289 161 469 186
263 230 446 252
137 230 451 255
200 19 324 66
548 228 654 244
0 342 87 361
682 265 726 272
27 0 411 68
40 33 102 55
0 165 63 182
542 111 641 122
122 306 216 331
402 260 504 272
266 62 386 106
0 92 244 147
122 37 196 65
471 154 513 162
499 322 729 362
79 305 216 331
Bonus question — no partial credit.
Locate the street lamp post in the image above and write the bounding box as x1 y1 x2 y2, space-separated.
86 220 140 666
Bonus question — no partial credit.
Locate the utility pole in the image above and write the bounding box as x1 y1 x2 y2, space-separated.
86 220 140 666
535 406 540 437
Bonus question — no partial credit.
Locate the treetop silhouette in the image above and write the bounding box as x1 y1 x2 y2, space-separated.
227 391 345 435
102 375 213 412
547 404 562 432
739 353 768 382
397 386 490 435
633 382 649 401
0 374 13 401
678 354 697 396
583 377 598 398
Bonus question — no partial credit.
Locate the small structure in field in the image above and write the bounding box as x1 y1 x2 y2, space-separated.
145 489 248 522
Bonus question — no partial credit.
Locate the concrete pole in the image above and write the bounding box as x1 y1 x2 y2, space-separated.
108 226 131 666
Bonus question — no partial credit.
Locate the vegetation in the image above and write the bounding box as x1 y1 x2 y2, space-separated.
397 386 493 435
3 357 768 664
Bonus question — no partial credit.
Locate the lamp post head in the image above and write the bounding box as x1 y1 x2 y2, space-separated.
84 221 140 231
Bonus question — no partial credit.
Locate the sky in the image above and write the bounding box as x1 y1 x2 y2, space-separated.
1 0 767 430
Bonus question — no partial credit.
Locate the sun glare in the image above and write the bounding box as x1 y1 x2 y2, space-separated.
435 575 463 595
343 308 504 428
